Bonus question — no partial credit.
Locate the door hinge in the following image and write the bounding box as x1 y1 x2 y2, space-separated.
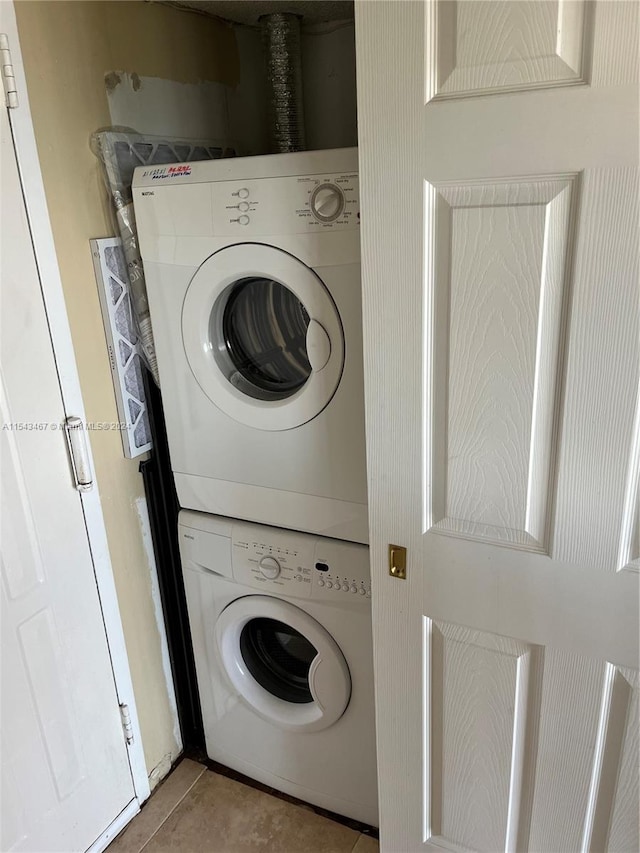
64 416 93 491
119 703 134 745
0 34 18 109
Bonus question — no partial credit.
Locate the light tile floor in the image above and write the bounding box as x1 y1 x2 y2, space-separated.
109 760 379 853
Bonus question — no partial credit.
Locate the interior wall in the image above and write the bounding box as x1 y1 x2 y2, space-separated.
13 0 238 784
302 22 358 151
105 8 358 157
227 25 270 155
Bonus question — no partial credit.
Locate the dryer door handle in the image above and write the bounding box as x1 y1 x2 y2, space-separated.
306 320 331 372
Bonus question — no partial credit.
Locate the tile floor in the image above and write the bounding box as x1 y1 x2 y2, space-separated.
109 759 379 853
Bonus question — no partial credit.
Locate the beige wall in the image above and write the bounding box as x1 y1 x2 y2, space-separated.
14 0 238 780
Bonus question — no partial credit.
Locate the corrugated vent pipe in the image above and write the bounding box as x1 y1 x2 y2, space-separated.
261 12 306 153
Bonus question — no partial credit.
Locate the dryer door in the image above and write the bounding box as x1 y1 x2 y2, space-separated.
215 596 351 732
182 244 344 431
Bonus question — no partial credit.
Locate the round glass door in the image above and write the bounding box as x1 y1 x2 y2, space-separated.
182 244 345 431
239 617 316 703
215 277 312 401
215 595 351 732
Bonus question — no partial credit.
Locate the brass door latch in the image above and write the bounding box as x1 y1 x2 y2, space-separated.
388 544 407 579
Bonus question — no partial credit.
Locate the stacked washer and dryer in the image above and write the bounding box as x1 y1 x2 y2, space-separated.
133 148 377 826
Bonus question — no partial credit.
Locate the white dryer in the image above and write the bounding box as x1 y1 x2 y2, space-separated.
178 510 378 826
133 149 368 543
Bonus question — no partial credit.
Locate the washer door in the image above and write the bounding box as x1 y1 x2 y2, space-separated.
215 596 351 732
182 244 345 431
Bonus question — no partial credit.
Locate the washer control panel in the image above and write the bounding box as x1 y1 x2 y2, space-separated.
232 522 370 603
213 172 359 236
312 537 372 600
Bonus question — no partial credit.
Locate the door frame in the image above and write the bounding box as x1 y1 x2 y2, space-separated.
2 0 151 822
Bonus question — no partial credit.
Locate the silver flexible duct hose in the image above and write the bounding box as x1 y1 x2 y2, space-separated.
261 12 306 153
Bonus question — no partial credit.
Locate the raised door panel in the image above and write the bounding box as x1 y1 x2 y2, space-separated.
0 396 45 600
526 649 604 852
426 625 640 852
428 622 543 852
553 168 639 571
618 399 640 572
605 668 640 852
426 0 591 100
426 177 576 551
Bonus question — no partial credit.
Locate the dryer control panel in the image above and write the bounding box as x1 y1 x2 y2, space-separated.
213 172 359 236
231 521 371 603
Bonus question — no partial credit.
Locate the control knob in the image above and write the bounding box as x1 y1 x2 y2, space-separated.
310 183 344 223
258 556 281 579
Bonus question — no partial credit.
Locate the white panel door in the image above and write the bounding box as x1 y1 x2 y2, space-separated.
355 1 639 850
1 103 136 850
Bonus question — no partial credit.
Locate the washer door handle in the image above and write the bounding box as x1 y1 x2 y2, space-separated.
308 655 325 711
306 319 331 372
309 652 350 715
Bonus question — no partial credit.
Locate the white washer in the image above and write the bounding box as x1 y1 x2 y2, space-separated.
178 510 378 827
133 149 368 543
